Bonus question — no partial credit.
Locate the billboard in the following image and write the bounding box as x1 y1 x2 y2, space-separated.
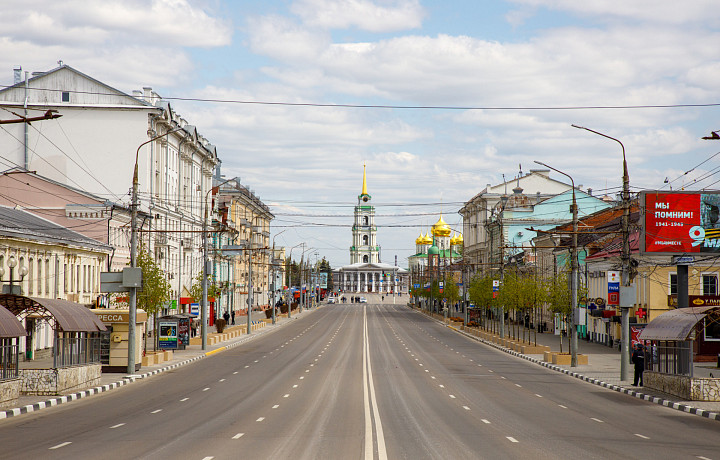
641 191 720 254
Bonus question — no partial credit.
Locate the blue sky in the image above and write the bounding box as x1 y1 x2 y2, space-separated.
2 0 720 269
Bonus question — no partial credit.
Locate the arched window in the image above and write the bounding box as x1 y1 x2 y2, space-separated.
363 255 369 263
363 235 369 245
363 216 369 225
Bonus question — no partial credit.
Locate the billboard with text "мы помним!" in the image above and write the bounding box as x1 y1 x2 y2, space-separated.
642 191 720 254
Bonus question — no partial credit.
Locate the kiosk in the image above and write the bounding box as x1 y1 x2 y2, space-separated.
91 309 147 372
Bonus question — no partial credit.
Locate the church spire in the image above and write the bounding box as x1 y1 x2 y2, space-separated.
361 163 368 195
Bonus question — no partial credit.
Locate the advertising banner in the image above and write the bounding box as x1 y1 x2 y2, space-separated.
159 321 178 350
642 191 720 254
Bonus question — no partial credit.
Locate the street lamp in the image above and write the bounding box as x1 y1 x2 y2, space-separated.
201 176 237 349
535 160 579 367
271 229 287 324
129 126 182 373
300 244 314 312
572 124 631 380
0 255 28 295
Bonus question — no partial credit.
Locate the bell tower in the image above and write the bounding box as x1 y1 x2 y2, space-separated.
350 165 379 264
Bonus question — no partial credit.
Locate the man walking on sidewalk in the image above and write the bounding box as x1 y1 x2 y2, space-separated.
632 343 645 386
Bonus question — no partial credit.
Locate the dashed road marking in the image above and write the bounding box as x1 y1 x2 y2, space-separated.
634 433 649 439
110 423 125 429
482 419 491 424
506 437 519 443
591 418 604 423
232 433 244 439
219 379 226 382
463 406 470 410
180 397 189 402
151 409 162 414
558 405 567 409
449 395 456 399
535 394 543 398
284 394 290 398
272 405 279 409
515 384 522 387
49 442 72 450
256 417 265 422
203 388 210 392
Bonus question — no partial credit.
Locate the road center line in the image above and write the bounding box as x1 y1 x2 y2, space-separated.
232 433 244 439
363 304 388 460
506 437 519 443
591 418 604 423
151 409 162 414
109 423 125 429
180 397 189 402
634 433 649 439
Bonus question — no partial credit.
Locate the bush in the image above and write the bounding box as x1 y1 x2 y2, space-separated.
265 308 273 319
290 302 298 311
467 321 479 328
215 318 226 333
280 303 289 314
449 317 464 323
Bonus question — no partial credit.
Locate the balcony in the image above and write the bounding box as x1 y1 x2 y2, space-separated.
182 237 194 248
155 233 168 246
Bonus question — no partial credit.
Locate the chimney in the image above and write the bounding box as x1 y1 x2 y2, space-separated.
143 86 152 102
13 66 21 85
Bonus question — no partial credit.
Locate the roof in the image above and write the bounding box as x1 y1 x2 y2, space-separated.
0 294 107 332
0 305 26 337
335 262 408 272
0 205 112 252
639 306 718 341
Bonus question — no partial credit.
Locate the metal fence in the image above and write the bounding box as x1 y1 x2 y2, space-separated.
0 338 20 380
646 340 693 377
54 332 102 368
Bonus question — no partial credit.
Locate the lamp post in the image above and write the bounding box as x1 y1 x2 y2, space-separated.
535 160 579 367
0 255 28 295
300 244 313 312
572 124 630 379
201 176 236 349
497 194 509 339
271 229 287 324
129 127 182 373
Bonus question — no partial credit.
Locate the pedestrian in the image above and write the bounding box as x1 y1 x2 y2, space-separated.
223 310 230 326
632 343 645 386
231 309 235 325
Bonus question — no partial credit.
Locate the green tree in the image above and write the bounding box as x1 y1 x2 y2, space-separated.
136 248 172 317
545 271 572 352
189 269 221 304
442 276 461 317
468 273 495 330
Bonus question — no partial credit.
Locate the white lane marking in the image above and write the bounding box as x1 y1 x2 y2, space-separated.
558 404 567 409
232 433 244 439
233 371 238 375
697 457 712 460
425 369 429 372
481 419 491 424
202 457 214 460
439 384 445 388
110 423 125 429
300 376 305 380
180 397 189 402
254 360 259 363
591 418 604 423
272 405 280 409
506 437 519 443
203 388 210 392
419 364 424 367
363 304 388 460
151 409 162 414
284 394 290 398
293 384 298 388
256 417 265 422
535 394 543 398
49 442 72 450
501 377 506 379
449 395 456 399
463 406 470 410
431 376 436 379
219 379 226 382
245 365 250 368
488 370 494 373
515 384 522 387
634 433 649 439
305 369 310 373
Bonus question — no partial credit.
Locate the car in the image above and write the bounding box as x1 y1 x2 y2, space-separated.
327 297 336 304
359 297 367 303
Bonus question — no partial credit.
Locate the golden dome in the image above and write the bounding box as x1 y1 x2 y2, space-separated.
415 233 425 245
451 232 464 246
422 232 433 245
431 215 452 237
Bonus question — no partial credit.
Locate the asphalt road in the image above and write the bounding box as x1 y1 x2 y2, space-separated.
1 302 719 459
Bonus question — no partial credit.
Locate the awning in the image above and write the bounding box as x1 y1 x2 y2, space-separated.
0 304 26 338
639 306 718 341
0 294 106 332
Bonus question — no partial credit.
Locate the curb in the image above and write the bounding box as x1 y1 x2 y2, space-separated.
0 315 298 420
420 309 720 422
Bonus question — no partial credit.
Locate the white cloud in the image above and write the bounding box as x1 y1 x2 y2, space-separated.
508 0 720 26
291 0 424 32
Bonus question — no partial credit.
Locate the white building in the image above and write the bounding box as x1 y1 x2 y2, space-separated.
0 64 219 312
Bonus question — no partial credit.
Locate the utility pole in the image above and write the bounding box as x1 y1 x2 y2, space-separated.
572 125 630 379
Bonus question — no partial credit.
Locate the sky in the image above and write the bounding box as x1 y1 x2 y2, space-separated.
2 0 720 269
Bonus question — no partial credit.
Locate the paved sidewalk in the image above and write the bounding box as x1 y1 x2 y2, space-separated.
2 307 317 419
415 307 720 420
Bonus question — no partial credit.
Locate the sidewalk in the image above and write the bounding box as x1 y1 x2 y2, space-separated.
415 307 720 420
2 308 314 419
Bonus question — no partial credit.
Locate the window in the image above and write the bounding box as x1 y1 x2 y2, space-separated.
363 255 369 263
61 91 70 102
363 235 369 245
669 273 677 295
705 312 720 341
363 216 369 225
703 274 717 296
